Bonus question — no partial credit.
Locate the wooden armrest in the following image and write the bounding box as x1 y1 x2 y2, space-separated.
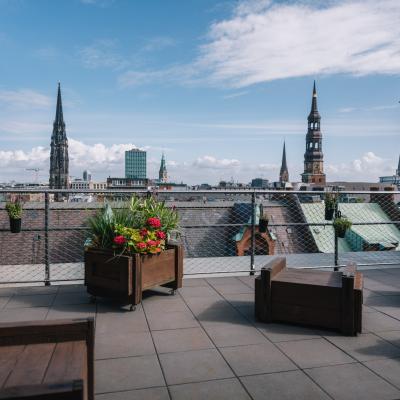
0 319 95 400
262 257 286 279
0 318 94 347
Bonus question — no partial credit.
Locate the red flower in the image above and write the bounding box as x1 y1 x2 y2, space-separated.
139 228 148 237
147 217 161 228
156 231 166 239
147 240 158 247
137 242 146 249
113 235 126 245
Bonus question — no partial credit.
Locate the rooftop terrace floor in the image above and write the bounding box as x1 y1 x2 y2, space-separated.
1 268 400 399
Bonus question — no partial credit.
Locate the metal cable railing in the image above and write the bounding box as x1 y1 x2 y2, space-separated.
0 188 399 285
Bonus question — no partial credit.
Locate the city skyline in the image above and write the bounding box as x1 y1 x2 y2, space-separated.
0 0 399 184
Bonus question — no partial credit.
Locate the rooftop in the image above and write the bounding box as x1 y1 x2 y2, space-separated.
1 269 400 399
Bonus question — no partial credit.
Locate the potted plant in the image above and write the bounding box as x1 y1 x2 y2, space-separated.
84 196 182 310
333 217 352 238
259 215 269 233
5 200 23 233
324 193 335 220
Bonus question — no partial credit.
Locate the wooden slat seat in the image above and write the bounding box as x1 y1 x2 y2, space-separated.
255 257 363 336
0 319 94 400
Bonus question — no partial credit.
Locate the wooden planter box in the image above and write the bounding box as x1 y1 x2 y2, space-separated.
255 257 363 336
85 244 183 307
0 318 94 400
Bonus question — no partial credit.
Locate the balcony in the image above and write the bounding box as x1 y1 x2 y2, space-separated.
0 189 400 398
0 270 400 399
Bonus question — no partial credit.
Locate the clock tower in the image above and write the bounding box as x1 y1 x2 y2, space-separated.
301 81 326 185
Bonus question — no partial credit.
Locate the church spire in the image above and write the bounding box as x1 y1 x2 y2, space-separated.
308 80 320 120
49 82 69 199
54 82 65 130
279 141 289 183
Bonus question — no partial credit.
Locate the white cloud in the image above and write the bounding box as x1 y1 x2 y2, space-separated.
196 0 400 87
0 146 48 167
193 155 240 169
0 89 52 109
68 138 136 168
0 139 138 181
1 139 395 185
326 151 394 181
115 0 400 88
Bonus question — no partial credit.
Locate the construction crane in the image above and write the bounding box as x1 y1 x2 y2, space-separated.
26 168 42 183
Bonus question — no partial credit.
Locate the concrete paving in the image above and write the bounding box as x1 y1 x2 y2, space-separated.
0 268 400 399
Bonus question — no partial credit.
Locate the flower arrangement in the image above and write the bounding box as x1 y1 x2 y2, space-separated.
87 196 179 256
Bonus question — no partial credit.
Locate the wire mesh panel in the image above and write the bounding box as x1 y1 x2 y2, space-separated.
0 192 46 284
0 188 399 285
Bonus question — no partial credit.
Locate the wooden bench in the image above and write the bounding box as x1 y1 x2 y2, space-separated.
0 318 94 400
255 257 363 336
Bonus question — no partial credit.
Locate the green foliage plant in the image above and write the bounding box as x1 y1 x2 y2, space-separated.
333 217 352 237
5 200 23 219
325 193 336 210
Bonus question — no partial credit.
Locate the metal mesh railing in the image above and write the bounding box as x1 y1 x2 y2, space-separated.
0 188 399 285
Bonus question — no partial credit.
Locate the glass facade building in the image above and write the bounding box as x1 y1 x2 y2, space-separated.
125 149 147 179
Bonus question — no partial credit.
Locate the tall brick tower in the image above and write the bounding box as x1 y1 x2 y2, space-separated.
301 81 326 185
49 83 69 200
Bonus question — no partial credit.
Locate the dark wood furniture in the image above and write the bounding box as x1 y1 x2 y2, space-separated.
0 318 94 400
85 243 183 309
255 257 363 336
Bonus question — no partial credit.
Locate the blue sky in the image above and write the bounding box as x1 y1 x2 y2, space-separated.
0 0 399 184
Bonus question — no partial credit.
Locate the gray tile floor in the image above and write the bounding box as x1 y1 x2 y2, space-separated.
1 268 400 399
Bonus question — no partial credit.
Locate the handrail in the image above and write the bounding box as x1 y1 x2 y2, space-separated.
0 188 399 195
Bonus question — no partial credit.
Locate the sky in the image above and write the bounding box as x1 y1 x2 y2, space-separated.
0 0 399 185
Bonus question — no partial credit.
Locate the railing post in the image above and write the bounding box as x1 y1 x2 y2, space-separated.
334 231 339 271
44 192 50 286
250 191 256 275
334 192 339 271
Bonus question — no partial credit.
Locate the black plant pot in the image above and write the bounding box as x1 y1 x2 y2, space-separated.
325 207 334 221
335 227 346 238
9 218 21 233
259 218 268 233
